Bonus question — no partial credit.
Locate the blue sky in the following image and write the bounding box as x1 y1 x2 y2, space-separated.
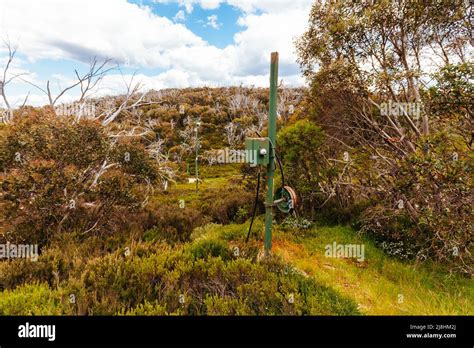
133 0 244 48
0 0 313 106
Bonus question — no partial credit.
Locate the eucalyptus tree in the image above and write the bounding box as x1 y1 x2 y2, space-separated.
297 0 471 148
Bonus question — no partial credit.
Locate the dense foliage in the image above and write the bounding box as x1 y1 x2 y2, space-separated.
292 0 473 273
0 112 163 246
0 1 471 319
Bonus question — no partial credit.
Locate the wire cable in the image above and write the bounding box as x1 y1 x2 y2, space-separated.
275 149 285 189
245 130 288 243
246 170 260 243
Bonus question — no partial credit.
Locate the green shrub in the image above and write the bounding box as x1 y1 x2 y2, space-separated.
280 216 313 231
119 301 174 315
199 188 254 224
0 283 73 315
4 243 357 316
144 205 203 243
360 133 473 273
187 239 232 261
0 113 161 246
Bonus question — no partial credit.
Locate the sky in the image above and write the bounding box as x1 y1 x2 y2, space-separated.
0 0 314 107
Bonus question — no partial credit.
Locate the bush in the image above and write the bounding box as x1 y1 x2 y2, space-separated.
199 187 254 224
144 205 203 243
0 249 70 290
0 113 161 246
187 239 232 261
0 242 359 315
0 283 73 315
280 216 313 232
360 133 473 273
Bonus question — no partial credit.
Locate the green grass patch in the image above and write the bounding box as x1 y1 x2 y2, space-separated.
271 223 473 315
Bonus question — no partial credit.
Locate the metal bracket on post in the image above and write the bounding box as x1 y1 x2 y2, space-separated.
245 137 270 167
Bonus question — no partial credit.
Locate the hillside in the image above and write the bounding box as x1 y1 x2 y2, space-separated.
0 162 472 315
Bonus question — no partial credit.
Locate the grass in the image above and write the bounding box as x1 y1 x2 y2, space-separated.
155 163 243 204
2 164 472 316
273 224 474 315
153 167 474 315
0 221 360 316
164 194 472 316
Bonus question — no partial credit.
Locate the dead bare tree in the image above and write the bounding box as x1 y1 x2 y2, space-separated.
0 40 30 123
100 72 145 126
224 121 244 148
203 150 219 166
178 116 198 154
228 91 260 118
20 56 113 107
147 139 176 183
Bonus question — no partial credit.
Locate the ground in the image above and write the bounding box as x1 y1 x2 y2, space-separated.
157 168 474 315
0 165 472 315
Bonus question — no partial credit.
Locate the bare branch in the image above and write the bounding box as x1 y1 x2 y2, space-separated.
1 39 21 122
101 70 145 126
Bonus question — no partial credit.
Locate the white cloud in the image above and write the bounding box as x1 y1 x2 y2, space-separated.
199 0 222 10
0 0 311 106
233 8 310 77
153 0 194 13
173 10 186 22
205 15 221 29
154 0 222 13
227 0 313 14
153 0 314 14
0 93 51 108
0 0 205 67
